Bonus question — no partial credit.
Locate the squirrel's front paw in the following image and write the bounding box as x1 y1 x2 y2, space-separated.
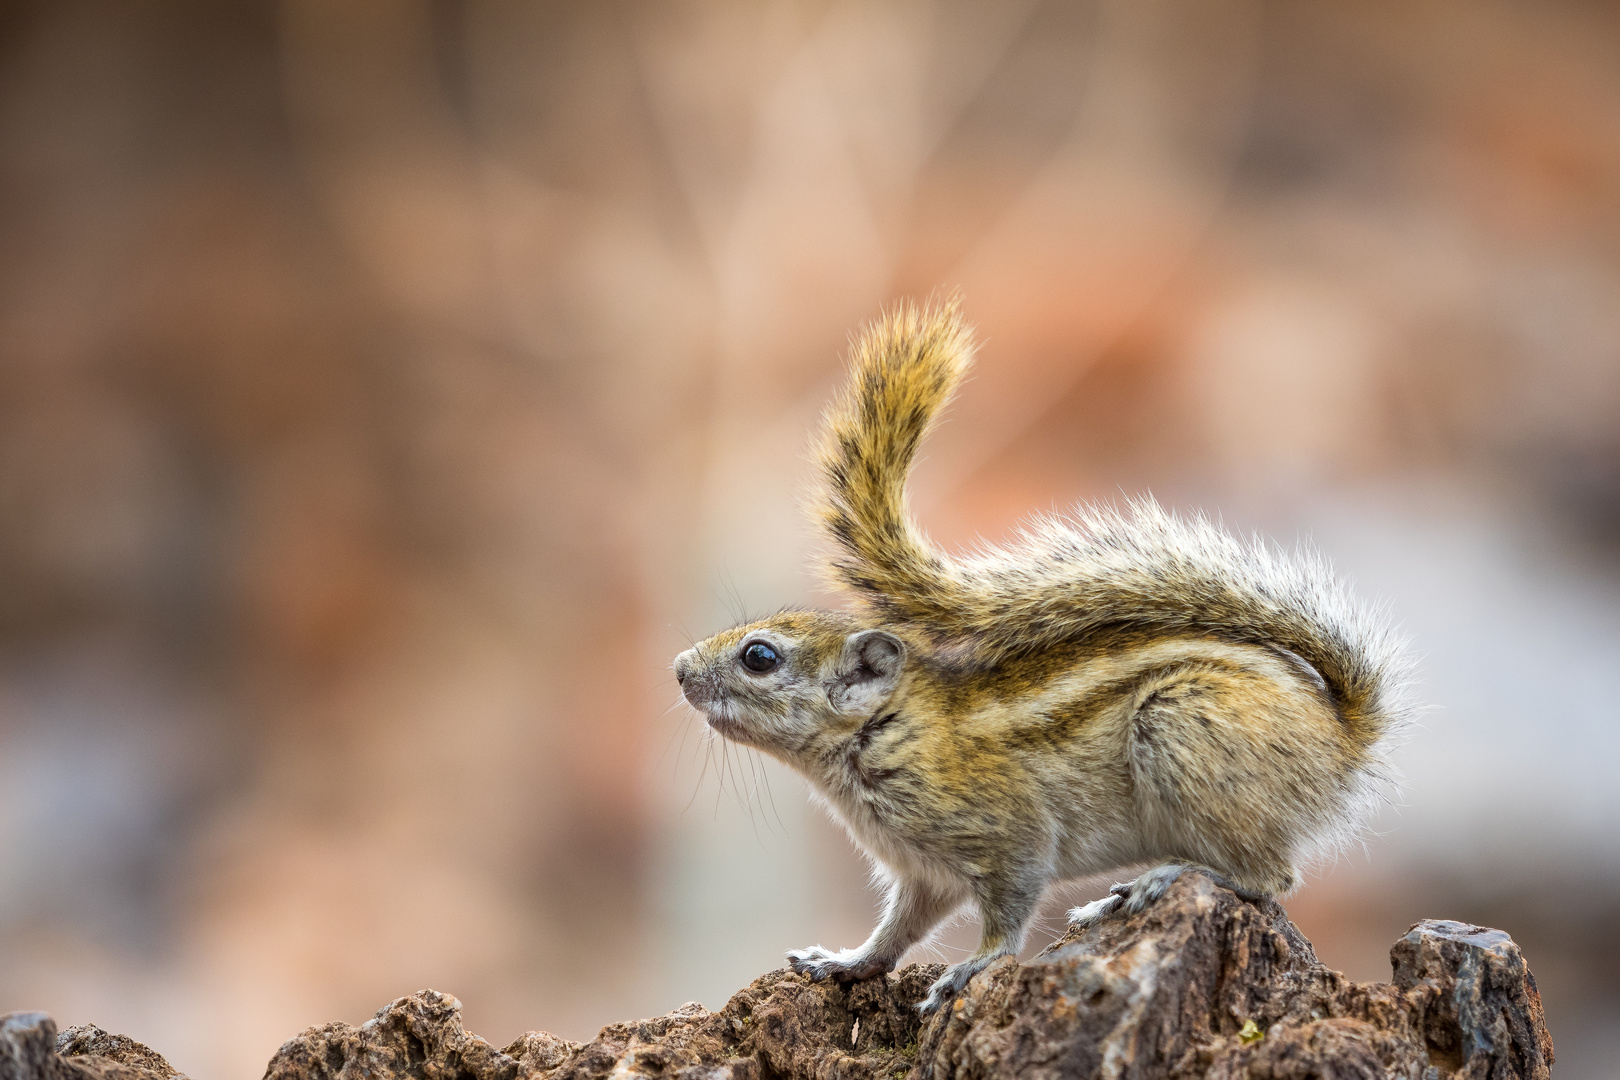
787 946 891 983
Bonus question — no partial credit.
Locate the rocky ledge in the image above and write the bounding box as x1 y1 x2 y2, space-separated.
1 872 1553 1080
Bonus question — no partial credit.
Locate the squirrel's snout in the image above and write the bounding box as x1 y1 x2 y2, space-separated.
674 649 715 712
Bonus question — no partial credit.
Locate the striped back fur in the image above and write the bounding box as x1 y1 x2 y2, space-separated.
817 302 1412 755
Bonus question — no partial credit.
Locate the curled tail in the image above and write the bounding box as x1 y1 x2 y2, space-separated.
817 301 1412 759
817 300 973 621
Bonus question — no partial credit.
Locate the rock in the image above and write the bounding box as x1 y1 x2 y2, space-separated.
53 1026 187 1080
2 871 1554 1080
916 872 1553 1079
260 989 520 1080
0 1012 186 1080
255 970 938 1080
1388 920 1556 1079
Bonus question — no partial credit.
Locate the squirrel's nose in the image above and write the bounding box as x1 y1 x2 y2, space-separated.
674 649 695 685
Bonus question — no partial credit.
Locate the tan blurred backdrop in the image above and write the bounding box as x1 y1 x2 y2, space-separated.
2 1 1619 1077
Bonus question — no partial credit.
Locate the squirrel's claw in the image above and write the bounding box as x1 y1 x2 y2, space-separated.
788 947 891 983
1067 893 1124 928
1072 864 1275 931
1071 863 1194 928
917 954 1002 1014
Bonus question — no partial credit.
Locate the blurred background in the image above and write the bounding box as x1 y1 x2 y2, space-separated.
1 0 1617 1076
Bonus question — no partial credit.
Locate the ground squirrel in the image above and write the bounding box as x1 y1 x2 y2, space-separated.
674 300 1412 1014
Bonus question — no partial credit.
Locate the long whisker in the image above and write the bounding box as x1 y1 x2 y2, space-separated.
717 569 746 628
744 748 768 832
728 738 768 848
744 747 782 839
672 712 698 782
755 748 788 835
684 727 715 816
659 694 693 768
722 739 745 824
741 744 767 835
714 736 729 820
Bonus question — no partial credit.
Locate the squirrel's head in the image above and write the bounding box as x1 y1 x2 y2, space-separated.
674 610 907 759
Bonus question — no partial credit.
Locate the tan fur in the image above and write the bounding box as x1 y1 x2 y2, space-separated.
674 300 1413 1013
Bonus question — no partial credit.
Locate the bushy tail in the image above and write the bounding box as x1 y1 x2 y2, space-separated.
817 302 1412 757
816 299 974 620
962 504 1415 756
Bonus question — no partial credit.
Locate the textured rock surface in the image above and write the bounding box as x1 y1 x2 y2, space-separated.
914 874 1552 1080
0 1013 188 1080
1 872 1553 1080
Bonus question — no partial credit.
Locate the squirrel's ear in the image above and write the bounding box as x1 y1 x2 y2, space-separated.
829 629 906 715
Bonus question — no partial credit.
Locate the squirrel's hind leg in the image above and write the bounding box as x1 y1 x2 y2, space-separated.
1065 862 1193 927
1067 862 1284 928
1066 891 1124 928
1124 660 1319 903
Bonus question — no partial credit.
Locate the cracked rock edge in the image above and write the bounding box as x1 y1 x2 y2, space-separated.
0 872 1553 1080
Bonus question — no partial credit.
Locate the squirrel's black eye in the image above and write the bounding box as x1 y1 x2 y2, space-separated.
741 641 781 674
